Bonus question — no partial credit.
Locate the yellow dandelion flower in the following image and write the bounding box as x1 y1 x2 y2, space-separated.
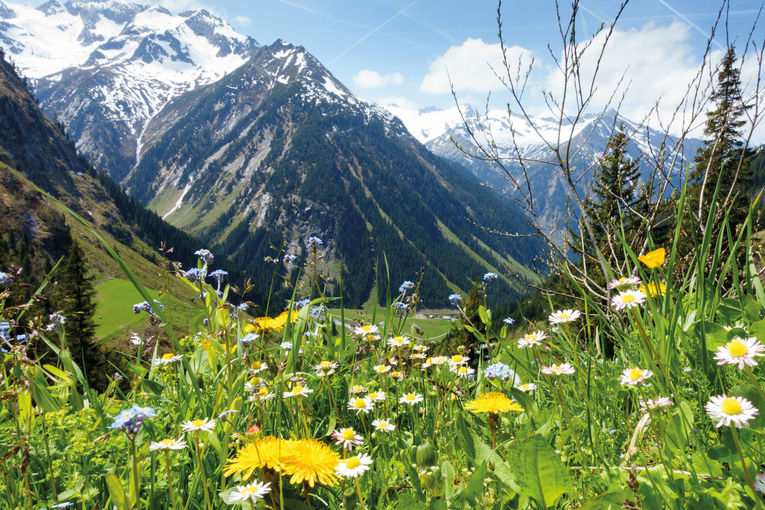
223 436 295 479
283 439 340 487
638 248 665 268
246 311 298 333
639 282 667 297
464 392 524 414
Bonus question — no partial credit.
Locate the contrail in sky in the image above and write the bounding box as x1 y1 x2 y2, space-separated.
657 0 725 49
330 0 420 64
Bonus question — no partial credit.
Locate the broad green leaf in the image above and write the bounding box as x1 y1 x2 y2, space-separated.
442 460 456 501
105 473 128 509
506 434 572 508
579 490 631 509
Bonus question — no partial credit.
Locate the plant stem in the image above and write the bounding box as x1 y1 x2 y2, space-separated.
165 451 178 510
355 478 368 510
730 426 763 509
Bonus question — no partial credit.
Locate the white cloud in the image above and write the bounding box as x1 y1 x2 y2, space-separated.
232 14 251 26
420 38 533 94
352 69 404 89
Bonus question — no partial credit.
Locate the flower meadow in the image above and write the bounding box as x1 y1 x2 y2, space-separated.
4 217 765 510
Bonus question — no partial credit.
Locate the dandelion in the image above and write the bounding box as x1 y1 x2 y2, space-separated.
638 248 665 268
639 397 673 412
227 480 271 504
150 438 188 451
714 337 765 369
348 397 374 414
224 437 295 479
611 289 646 310
619 367 654 386
372 419 396 432
541 363 576 376
250 310 296 332
465 393 524 414
283 439 340 487
399 392 424 405
548 309 581 324
331 428 364 450
335 453 373 478
518 330 548 349
367 391 386 402
706 394 759 428
283 383 313 399
608 276 642 289
181 418 216 433
639 283 667 297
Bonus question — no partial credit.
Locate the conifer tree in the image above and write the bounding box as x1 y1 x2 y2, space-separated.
52 240 107 389
686 45 753 245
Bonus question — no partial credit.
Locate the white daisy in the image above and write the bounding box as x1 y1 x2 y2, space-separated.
349 384 367 394
373 364 391 374
449 354 469 366
705 394 759 428
348 396 374 414
431 356 449 366
153 353 183 366
181 418 216 433
228 480 271 504
639 397 673 412
399 392 424 405
517 331 548 349
714 337 765 369
335 453 373 478
149 438 187 451
314 360 339 376
250 360 268 374
352 324 380 337
253 386 275 401
283 383 313 399
388 336 410 348
366 390 386 402
541 363 575 376
372 419 396 432
516 383 537 392
608 276 641 290
611 290 646 311
389 371 405 380
451 365 475 378
619 367 654 386
548 309 581 324
331 427 364 450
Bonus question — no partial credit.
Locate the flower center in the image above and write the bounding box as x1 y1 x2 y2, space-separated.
452 355 463 363
242 487 259 495
623 295 635 303
293 385 303 393
728 340 748 357
354 399 366 408
630 368 644 381
458 367 468 374
362 325 371 332
406 395 415 401
559 313 571 319
341 428 355 440
368 392 379 399
721 397 743 416
346 457 361 469
161 439 174 446
378 421 389 428
191 419 205 427
162 353 174 359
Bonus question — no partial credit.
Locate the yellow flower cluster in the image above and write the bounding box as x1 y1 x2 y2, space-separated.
464 392 524 415
245 310 297 333
224 436 341 487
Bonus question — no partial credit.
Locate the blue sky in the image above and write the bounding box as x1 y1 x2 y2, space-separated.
186 0 763 118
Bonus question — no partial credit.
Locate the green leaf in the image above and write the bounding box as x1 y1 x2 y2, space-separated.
506 434 572 508
442 460 456 501
699 321 728 351
579 490 631 509
105 473 128 509
478 306 489 325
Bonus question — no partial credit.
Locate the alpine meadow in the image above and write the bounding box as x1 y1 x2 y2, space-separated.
2 0 765 509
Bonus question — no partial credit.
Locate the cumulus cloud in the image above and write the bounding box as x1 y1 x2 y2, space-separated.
232 14 252 26
352 70 404 89
419 38 533 94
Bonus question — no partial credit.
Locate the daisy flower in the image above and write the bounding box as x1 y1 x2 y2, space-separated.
516 383 537 392
611 290 646 311
619 367 654 386
388 336 410 348
314 360 339 376
253 386 275 401
283 383 313 399
714 337 765 369
373 364 391 374
149 438 187 451
372 419 396 432
548 309 581 324
517 331 548 349
399 392 424 405
352 324 379 337
349 384 367 394
244 376 261 392
331 428 364 450
431 356 449 366
250 360 268 373
181 418 216 433
348 397 374 414
706 394 759 428
608 276 641 290
389 371 405 380
541 363 576 376
639 397 673 412
154 353 183 366
335 453 373 478
452 365 475 378
449 354 468 366
227 480 271 504
366 390 386 402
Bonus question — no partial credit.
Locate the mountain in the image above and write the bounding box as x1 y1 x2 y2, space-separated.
0 2 545 307
0 0 257 181
386 103 704 238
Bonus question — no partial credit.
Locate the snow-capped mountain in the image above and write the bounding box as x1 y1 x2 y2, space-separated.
384 101 703 236
0 0 257 180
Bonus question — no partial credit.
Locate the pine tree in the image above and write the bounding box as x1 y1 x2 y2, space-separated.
52 241 107 390
687 45 753 245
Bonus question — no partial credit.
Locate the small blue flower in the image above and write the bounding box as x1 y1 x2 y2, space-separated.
184 267 207 283
132 301 153 315
309 305 327 319
240 333 259 345
485 362 516 382
306 236 323 248
483 272 498 283
502 317 515 325
238 303 249 311
448 293 462 306
15 334 27 343
209 269 228 284
283 253 297 264
608 429 616 434
295 298 311 309
398 280 415 293
280 341 293 350
194 249 214 264
0 271 13 286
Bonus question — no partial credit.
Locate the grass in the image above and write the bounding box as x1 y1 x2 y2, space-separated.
330 307 454 340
